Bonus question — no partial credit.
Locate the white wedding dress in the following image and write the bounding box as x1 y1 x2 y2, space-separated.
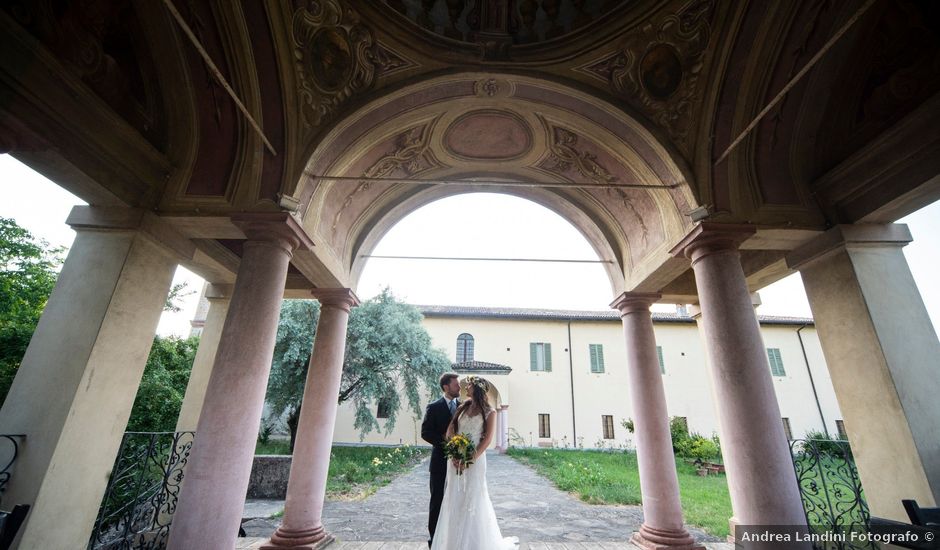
431 411 519 550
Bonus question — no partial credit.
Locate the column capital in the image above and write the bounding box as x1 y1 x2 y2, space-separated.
610 292 661 316
311 288 360 312
786 223 912 271
231 212 315 253
669 223 756 264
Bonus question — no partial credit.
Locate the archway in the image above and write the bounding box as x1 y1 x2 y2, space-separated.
293 72 699 297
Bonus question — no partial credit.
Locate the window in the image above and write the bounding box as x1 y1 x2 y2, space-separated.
530 342 553 372
767 348 786 376
657 345 665 374
456 333 474 362
602 415 615 439
538 414 551 438
589 344 605 373
782 417 792 440
836 420 847 440
377 398 392 419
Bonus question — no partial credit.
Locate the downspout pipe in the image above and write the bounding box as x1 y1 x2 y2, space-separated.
567 320 577 445
797 323 829 437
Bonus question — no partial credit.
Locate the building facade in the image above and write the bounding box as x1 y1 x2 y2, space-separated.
331 305 844 450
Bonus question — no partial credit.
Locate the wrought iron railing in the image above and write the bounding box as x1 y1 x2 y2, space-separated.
0 434 25 504
88 431 195 550
789 438 875 550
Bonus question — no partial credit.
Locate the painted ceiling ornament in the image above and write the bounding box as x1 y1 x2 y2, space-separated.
292 0 380 128
540 119 649 245
544 125 617 186
329 119 443 242
473 77 513 98
576 0 715 152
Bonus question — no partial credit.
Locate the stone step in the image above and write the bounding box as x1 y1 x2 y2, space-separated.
235 539 733 550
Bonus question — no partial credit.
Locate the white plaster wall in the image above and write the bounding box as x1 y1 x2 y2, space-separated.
327 313 845 449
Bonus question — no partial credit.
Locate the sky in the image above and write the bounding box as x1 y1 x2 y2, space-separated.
1 153 938 337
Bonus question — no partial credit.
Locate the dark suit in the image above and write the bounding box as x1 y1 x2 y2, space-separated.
421 396 455 544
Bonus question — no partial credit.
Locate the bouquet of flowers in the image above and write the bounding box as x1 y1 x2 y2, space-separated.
443 433 476 476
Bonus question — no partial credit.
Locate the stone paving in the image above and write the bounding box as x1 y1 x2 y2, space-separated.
242 452 722 545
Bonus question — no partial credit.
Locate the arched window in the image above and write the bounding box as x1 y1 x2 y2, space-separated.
456 333 474 362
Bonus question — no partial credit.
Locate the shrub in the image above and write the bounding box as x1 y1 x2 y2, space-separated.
802 430 852 458
669 416 689 453
621 418 635 434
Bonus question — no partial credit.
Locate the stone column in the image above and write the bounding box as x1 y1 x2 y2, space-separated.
176 284 232 433
495 407 505 452
787 224 940 519
168 213 312 550
499 405 509 453
671 224 807 531
611 293 701 550
264 288 359 550
0 206 189 549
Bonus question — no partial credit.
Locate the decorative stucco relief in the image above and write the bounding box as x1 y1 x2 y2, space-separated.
292 0 416 128
575 0 715 154
329 119 442 243
536 117 650 246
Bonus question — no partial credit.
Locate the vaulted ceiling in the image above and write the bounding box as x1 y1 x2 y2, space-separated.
1 0 937 298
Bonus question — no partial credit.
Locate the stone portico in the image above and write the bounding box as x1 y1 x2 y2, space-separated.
0 1 938 549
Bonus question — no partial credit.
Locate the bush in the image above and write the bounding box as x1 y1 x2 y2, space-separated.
669 416 689 453
802 430 852 458
685 435 720 461
621 418 635 433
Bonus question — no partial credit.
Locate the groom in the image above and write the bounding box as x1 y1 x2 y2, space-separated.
421 372 461 547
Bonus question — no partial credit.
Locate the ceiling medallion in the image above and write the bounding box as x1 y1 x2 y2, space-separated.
292 0 410 127
576 0 715 149
443 110 533 161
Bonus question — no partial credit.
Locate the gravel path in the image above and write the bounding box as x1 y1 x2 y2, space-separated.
242 452 720 544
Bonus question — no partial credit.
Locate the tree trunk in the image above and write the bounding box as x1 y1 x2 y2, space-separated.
287 402 301 453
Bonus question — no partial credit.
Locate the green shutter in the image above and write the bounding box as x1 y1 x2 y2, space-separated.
768 348 785 376
530 342 538 371
544 343 552 372
657 345 665 374
590 344 604 373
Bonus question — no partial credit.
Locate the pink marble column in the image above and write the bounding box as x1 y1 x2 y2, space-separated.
611 293 701 550
671 224 807 532
264 288 360 550
168 214 312 550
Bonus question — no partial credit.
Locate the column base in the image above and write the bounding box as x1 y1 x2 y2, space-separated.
631 524 704 550
261 525 335 550
726 517 740 544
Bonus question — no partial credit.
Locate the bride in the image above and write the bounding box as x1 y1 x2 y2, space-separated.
431 376 519 550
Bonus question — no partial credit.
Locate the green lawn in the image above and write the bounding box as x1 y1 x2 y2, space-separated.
254 441 430 500
508 448 732 537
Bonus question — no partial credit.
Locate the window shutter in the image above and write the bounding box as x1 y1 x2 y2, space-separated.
597 345 604 372
544 343 552 371
589 344 598 372
768 348 785 376
530 342 538 371
657 346 665 374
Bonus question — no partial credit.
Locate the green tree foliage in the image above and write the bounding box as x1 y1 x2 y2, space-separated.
267 289 451 448
126 335 199 432
0 217 64 405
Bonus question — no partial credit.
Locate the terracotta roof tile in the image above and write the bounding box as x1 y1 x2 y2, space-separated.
415 304 813 326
